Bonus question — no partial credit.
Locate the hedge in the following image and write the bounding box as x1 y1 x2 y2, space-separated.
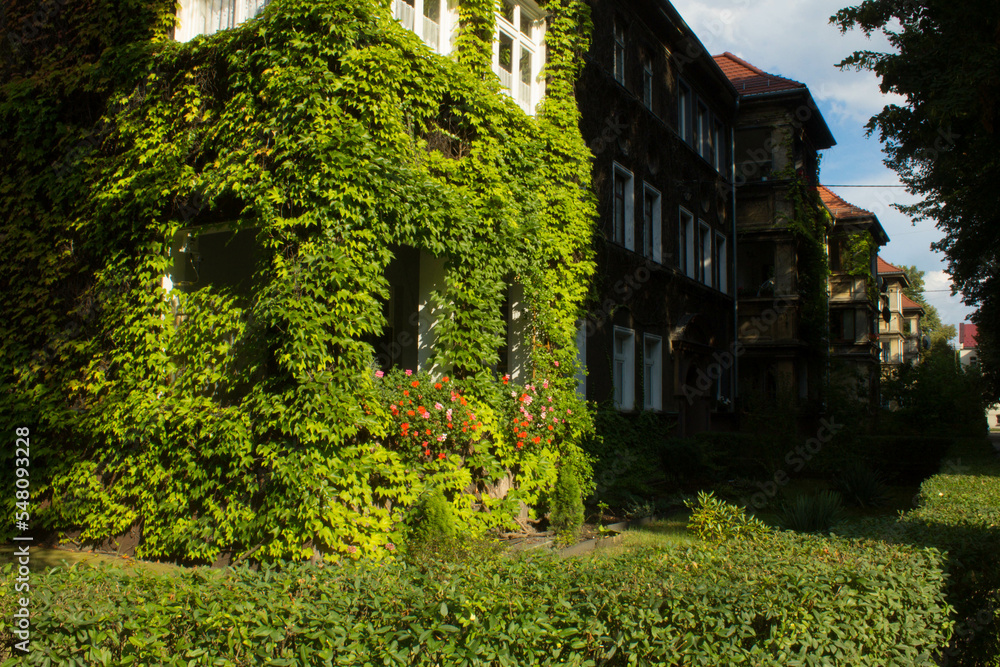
836 436 1000 665
1 533 951 665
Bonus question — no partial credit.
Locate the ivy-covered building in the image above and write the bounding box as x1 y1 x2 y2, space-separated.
576 0 739 435
820 185 888 409
715 52 835 414
1 0 602 562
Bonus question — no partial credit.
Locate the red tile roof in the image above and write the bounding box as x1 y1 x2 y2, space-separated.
900 294 924 312
818 186 874 220
712 52 806 95
877 257 905 275
960 322 978 349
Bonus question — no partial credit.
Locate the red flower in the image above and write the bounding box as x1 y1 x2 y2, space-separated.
460 398 467 406
519 431 527 438
411 380 420 387
417 406 426 413
442 376 450 382
424 449 431 456
532 436 541 444
425 429 432 435
462 427 467 433
403 390 409 397
435 383 442 390
516 442 523 448
547 425 553 431
407 410 415 417
438 452 446 460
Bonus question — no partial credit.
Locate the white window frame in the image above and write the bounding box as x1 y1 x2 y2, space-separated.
390 0 457 54
643 183 661 263
643 334 662 411
613 163 635 251
679 207 695 278
174 0 270 41
678 81 691 144
642 56 653 110
697 101 710 161
613 326 635 411
699 221 712 286
613 19 626 85
494 1 545 114
714 231 727 294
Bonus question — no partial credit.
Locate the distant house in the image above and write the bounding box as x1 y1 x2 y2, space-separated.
877 257 924 367
715 52 835 412
820 186 888 407
957 323 1000 429
575 1 738 435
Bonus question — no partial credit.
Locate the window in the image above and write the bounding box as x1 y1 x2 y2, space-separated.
613 327 635 410
495 1 544 114
714 231 727 293
679 207 695 278
643 184 661 262
643 334 662 411
837 309 856 341
697 102 710 160
388 0 449 52
175 0 269 41
613 164 635 250
699 222 712 286
678 81 691 144
735 127 774 182
882 344 890 364
713 119 725 171
642 56 653 110
613 19 626 84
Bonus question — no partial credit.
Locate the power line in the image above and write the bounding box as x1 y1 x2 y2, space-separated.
822 184 907 188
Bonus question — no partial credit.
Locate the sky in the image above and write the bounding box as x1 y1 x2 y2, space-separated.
669 0 974 328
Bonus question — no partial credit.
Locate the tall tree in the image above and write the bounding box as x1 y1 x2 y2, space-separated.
832 1 1000 398
898 264 956 346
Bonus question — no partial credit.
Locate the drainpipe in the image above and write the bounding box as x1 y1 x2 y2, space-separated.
730 96 739 417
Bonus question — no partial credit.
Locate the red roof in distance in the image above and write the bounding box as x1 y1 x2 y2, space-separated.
900 294 924 312
960 322 979 349
877 257 905 276
818 185 874 220
712 52 806 95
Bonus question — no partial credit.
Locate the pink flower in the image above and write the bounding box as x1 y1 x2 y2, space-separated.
375 370 384 378
405 369 413 376
554 361 560 367
437 434 447 442
435 402 444 411
547 396 553 402
422 412 430 419
566 409 572 414
348 545 357 554
542 379 548 389
446 408 453 421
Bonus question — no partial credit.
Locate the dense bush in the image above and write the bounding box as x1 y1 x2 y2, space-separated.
836 437 1000 666
0 532 952 666
685 491 772 541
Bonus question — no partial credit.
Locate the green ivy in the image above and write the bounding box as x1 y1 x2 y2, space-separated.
0 0 597 562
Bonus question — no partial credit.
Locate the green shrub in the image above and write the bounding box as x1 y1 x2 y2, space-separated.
583 409 676 505
408 487 458 547
835 463 889 508
0 530 952 666
685 491 772 541
779 490 845 534
550 462 585 546
835 437 1000 665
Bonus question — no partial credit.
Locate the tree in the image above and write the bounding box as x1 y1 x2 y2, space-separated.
832 1 1000 399
897 264 956 347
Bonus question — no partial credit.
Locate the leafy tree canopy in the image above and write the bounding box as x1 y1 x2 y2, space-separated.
832 0 1000 396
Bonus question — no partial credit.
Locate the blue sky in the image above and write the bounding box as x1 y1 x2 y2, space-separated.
670 0 973 328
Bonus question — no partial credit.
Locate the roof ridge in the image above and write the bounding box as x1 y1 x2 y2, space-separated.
713 52 806 88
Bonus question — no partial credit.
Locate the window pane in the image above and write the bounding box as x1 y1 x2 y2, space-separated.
499 33 513 73
614 178 625 243
503 1 515 24
520 11 532 36
423 0 439 21
520 47 531 85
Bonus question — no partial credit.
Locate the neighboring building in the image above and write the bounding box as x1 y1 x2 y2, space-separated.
957 323 1000 428
715 52 835 412
820 186 888 407
575 1 738 435
877 257 924 367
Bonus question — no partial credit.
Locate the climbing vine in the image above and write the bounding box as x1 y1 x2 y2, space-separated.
0 0 597 562
843 232 879 306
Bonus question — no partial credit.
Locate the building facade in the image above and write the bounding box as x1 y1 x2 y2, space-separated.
576 0 738 435
821 186 888 407
715 52 835 413
877 257 924 368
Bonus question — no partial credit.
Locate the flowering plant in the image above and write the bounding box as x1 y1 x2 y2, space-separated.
502 374 573 452
377 368 484 460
